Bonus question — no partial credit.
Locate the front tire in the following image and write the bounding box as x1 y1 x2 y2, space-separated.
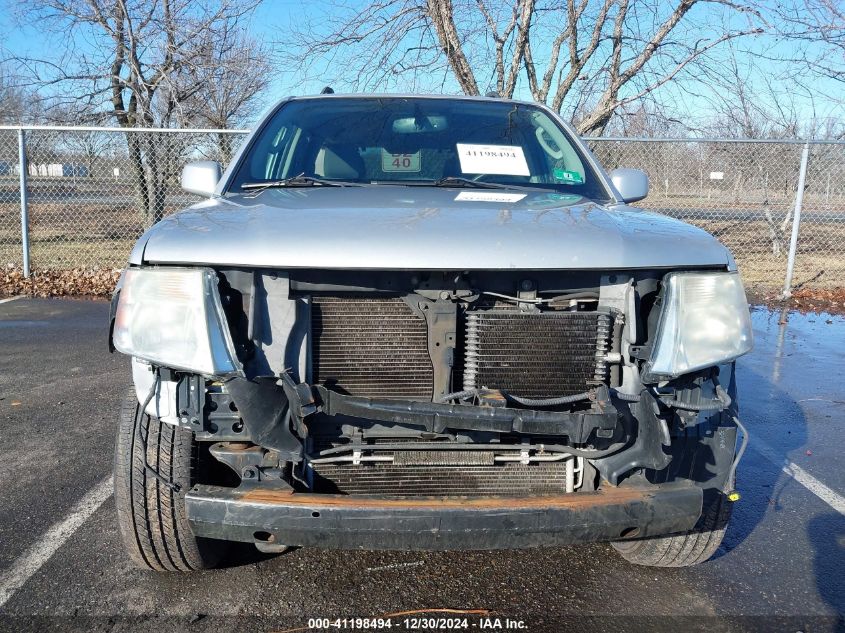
611 487 733 567
114 388 227 571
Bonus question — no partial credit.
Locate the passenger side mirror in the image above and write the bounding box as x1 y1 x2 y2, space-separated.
610 168 649 203
181 161 222 197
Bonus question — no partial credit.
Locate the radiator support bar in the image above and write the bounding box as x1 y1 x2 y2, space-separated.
303 384 618 443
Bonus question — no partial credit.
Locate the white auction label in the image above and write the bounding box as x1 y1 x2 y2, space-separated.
455 191 527 203
456 143 530 176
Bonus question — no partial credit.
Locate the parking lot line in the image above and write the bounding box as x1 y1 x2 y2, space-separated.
0 296 24 305
753 439 845 515
0 476 113 608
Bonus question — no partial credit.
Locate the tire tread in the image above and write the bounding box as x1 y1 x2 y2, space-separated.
114 387 224 571
611 489 732 567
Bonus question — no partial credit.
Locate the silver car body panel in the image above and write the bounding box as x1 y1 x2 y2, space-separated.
135 187 730 270
130 94 731 270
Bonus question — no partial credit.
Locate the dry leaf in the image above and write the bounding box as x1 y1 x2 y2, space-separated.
1 265 120 298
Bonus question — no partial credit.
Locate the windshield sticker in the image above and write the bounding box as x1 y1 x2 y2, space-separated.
456 143 530 176
455 191 527 203
526 192 582 207
553 168 584 184
381 150 421 172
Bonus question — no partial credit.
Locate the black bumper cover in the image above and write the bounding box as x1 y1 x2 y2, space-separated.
185 483 703 550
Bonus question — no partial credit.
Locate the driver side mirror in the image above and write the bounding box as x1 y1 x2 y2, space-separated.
181 161 222 197
610 168 649 203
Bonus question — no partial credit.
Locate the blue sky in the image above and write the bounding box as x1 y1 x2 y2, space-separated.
1 0 841 134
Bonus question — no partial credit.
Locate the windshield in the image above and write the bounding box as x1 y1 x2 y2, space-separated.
227 97 612 201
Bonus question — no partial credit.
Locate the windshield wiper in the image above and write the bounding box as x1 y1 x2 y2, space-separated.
240 173 360 192
430 176 512 190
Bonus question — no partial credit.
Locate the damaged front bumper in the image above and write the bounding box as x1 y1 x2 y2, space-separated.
185 482 703 550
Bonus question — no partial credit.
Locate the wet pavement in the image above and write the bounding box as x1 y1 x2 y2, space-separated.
0 297 843 632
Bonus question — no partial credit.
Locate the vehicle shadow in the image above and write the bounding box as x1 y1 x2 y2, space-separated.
808 513 845 624
711 307 810 559
216 541 294 569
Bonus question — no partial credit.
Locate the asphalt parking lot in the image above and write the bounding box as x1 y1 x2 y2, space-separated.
0 297 843 632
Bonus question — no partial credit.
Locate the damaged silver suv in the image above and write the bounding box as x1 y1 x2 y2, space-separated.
109 94 752 571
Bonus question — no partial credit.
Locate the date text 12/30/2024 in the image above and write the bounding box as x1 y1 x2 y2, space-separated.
305 617 529 630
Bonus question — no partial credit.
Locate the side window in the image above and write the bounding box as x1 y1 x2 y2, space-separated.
248 124 300 181
263 127 287 179
277 127 302 179
531 112 587 186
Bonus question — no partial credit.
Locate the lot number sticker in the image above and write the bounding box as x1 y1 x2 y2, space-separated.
455 191 527 203
456 143 530 176
382 150 421 172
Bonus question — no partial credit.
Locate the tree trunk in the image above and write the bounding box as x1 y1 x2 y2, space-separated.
218 132 233 165
126 133 154 227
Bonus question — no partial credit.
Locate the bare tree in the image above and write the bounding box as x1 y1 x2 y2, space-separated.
0 65 25 124
13 0 268 224
598 101 688 138
0 62 45 124
699 41 802 140
772 0 845 85
283 0 766 135
176 26 272 162
40 103 120 177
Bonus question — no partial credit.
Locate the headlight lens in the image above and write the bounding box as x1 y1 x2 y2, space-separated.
647 271 753 379
112 267 240 376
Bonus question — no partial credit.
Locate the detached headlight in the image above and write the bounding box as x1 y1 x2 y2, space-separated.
646 272 752 379
113 267 241 376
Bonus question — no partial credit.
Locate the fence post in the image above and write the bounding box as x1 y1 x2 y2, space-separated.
17 128 31 278
781 142 810 299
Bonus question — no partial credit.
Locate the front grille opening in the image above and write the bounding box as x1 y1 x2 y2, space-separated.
310 462 574 497
310 295 612 402
311 296 434 399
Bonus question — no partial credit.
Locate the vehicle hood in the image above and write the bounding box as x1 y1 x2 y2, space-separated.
133 186 731 270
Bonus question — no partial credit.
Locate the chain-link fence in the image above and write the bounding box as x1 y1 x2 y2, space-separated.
0 126 248 273
1 126 843 294
588 138 845 293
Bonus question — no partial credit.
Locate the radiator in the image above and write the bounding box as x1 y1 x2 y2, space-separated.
311 296 611 401
311 461 573 496
311 296 434 399
463 310 612 398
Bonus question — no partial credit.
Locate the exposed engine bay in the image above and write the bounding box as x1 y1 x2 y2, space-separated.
130 267 736 499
